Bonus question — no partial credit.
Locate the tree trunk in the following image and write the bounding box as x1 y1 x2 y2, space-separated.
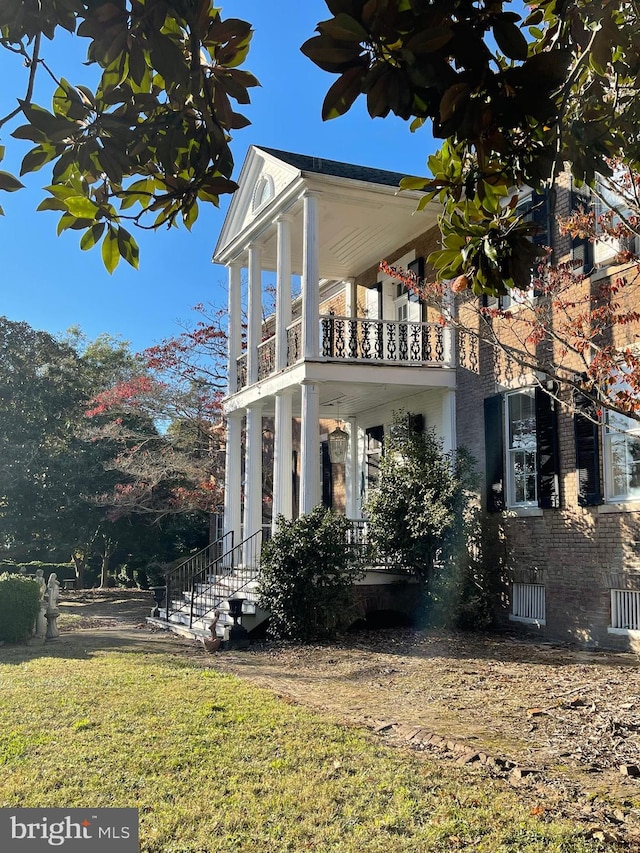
72 552 86 590
99 547 114 588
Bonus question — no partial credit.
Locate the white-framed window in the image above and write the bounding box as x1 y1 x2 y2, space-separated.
610 588 640 631
510 583 546 624
505 389 538 507
592 173 638 267
604 407 640 502
251 175 274 212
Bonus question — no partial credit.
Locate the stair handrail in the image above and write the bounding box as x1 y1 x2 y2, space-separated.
188 528 263 628
165 531 233 620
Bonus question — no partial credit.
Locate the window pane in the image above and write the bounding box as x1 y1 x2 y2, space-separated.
507 391 537 505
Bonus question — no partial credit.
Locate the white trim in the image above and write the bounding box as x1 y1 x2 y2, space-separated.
510 582 546 624
504 388 538 508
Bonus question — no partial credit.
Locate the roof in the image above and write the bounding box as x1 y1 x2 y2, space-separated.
255 146 409 189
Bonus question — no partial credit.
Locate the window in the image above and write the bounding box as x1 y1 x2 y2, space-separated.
365 425 384 496
506 390 538 506
604 408 640 501
510 583 546 624
484 387 560 511
610 588 640 631
252 175 274 212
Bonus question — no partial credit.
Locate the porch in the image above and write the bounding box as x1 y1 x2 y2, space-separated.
236 315 450 392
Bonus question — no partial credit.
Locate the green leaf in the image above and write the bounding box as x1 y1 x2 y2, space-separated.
317 13 369 42
101 228 120 274
80 223 106 251
116 226 139 269
0 171 24 192
406 27 454 54
439 83 470 123
493 19 529 61
20 145 58 176
399 176 429 191
322 65 366 120
65 197 100 219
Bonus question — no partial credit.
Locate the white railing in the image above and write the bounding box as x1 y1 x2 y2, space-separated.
611 588 640 630
510 582 546 623
320 315 449 365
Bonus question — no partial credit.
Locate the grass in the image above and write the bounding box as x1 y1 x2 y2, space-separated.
0 641 618 853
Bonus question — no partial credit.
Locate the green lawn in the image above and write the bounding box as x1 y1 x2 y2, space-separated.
0 641 615 853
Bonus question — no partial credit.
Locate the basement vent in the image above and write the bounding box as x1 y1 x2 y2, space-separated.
510 583 546 624
610 588 640 631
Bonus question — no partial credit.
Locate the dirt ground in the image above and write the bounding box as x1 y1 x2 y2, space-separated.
55 589 640 846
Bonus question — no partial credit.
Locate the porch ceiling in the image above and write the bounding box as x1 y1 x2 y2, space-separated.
258 185 437 281
256 379 447 419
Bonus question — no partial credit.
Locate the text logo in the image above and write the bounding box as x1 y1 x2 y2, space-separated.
0 809 138 851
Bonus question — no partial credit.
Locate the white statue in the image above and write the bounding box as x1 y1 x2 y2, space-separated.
45 573 61 639
34 569 47 639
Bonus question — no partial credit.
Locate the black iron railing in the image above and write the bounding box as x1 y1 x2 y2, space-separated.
165 531 233 621
188 528 264 628
346 519 412 573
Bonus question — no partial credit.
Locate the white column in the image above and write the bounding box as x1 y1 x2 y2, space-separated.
223 411 243 548
243 403 263 564
247 244 262 385
272 390 293 532
300 381 320 514
345 417 357 519
275 215 292 371
227 262 242 393
301 192 320 359
442 389 457 455
345 277 356 318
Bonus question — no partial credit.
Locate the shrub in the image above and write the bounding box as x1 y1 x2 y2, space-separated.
0 573 41 643
365 411 491 629
258 507 364 642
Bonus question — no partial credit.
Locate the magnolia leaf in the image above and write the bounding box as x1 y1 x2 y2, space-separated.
20 145 58 176
322 65 366 120
399 176 429 191
318 13 369 42
0 171 25 192
493 19 529 61
102 228 120 274
66 196 100 219
117 226 140 269
406 27 454 54
80 222 106 251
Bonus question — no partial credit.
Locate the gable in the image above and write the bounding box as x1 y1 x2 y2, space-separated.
214 146 302 260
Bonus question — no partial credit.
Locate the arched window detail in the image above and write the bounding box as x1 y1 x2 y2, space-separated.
252 175 274 212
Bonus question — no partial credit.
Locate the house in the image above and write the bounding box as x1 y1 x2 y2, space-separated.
168 146 640 649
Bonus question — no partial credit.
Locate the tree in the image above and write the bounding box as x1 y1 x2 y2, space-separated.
0 316 209 586
0 1 258 271
364 413 478 594
303 1 640 294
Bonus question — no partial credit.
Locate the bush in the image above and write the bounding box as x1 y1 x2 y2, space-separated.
0 573 41 643
259 507 364 642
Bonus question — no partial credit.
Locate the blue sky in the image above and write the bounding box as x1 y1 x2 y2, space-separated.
0 1 437 354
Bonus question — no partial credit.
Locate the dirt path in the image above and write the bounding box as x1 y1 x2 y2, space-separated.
54 591 640 845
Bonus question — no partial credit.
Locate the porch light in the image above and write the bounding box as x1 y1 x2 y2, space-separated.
328 425 349 464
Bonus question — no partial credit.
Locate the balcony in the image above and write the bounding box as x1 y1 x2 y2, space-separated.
234 314 450 393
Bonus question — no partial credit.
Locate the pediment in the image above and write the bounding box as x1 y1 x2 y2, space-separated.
213 146 302 261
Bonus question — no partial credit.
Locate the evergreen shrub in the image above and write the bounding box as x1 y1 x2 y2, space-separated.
259 507 364 642
0 573 41 643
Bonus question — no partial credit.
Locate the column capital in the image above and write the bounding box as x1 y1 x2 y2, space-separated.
275 212 294 224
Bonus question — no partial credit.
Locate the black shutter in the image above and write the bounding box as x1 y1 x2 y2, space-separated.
574 394 602 506
484 394 505 511
408 257 424 303
570 187 593 272
321 442 332 509
535 387 560 508
530 190 550 249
